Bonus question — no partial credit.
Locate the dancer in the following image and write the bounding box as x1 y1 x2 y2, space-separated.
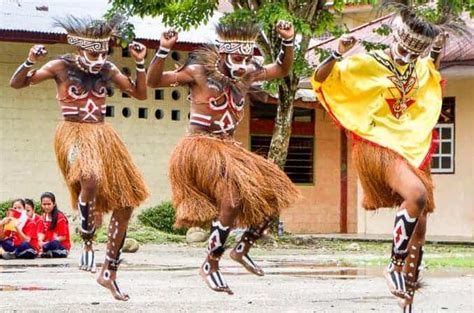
311 3 465 311
147 20 299 294
10 15 149 301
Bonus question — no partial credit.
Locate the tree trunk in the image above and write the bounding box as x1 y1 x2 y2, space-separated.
268 78 297 169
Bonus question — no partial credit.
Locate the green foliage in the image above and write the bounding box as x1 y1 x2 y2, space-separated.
137 201 187 235
360 40 389 51
108 0 219 31
373 23 391 36
0 199 42 219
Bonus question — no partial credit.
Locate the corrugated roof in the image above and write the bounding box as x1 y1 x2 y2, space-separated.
0 0 221 44
307 13 474 66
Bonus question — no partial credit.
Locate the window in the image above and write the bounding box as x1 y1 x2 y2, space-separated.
138 107 148 119
171 110 181 121
155 109 164 120
155 89 164 100
171 90 181 101
249 99 315 184
251 136 314 184
431 97 455 174
122 107 131 118
105 106 115 117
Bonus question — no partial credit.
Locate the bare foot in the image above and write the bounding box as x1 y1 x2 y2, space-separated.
97 270 130 301
398 297 413 312
383 267 411 300
230 247 264 276
199 257 233 295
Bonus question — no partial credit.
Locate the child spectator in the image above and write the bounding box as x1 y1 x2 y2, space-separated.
39 192 71 258
25 198 42 231
1 199 39 259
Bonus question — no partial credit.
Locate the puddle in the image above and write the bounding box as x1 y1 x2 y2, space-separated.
0 264 70 268
0 260 470 279
0 285 56 292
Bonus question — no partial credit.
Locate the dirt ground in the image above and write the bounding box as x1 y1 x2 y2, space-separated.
0 244 473 312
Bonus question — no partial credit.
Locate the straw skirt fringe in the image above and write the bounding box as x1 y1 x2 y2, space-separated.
169 135 300 228
352 140 434 212
54 121 149 213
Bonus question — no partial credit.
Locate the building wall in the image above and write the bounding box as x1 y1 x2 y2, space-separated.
279 107 358 234
357 74 474 238
0 41 190 213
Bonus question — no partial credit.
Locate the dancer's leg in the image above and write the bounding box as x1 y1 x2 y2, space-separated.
97 207 132 301
230 219 269 276
78 177 98 272
399 211 427 310
200 186 240 295
384 160 427 302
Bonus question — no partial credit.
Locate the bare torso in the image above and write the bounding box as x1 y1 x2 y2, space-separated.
186 64 249 137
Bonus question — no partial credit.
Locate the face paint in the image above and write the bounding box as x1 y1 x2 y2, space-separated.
79 50 108 74
224 54 253 79
391 41 420 65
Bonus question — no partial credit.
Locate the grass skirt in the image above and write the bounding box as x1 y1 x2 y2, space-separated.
352 140 434 212
169 134 299 228
54 121 149 213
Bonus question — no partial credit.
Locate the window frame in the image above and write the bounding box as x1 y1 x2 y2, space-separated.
431 123 455 174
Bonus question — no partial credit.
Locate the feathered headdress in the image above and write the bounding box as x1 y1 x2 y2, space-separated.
381 1 471 53
54 14 125 52
215 22 260 55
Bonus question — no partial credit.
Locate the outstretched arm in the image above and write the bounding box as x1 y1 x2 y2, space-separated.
254 21 295 81
10 45 57 88
313 35 357 83
147 30 194 87
110 41 148 100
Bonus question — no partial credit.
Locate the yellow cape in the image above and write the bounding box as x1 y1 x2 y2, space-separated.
311 50 442 169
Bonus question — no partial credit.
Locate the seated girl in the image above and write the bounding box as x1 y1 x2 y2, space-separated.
38 192 71 258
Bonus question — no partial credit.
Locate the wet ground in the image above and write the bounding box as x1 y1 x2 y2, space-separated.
0 245 473 312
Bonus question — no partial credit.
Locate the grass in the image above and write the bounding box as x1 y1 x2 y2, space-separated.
70 223 474 269
346 255 474 269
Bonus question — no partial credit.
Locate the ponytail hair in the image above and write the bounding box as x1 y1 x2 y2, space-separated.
40 192 59 231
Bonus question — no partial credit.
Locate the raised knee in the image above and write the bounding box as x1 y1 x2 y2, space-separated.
409 187 427 212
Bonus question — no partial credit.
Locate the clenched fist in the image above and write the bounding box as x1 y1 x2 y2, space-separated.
28 45 47 63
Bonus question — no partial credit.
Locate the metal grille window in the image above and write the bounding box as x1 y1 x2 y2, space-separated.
250 136 314 184
431 97 455 174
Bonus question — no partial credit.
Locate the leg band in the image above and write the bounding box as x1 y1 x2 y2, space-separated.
207 219 230 259
391 208 418 262
78 196 96 239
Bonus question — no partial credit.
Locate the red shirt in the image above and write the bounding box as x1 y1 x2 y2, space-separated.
33 214 43 234
12 218 40 252
40 211 71 251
